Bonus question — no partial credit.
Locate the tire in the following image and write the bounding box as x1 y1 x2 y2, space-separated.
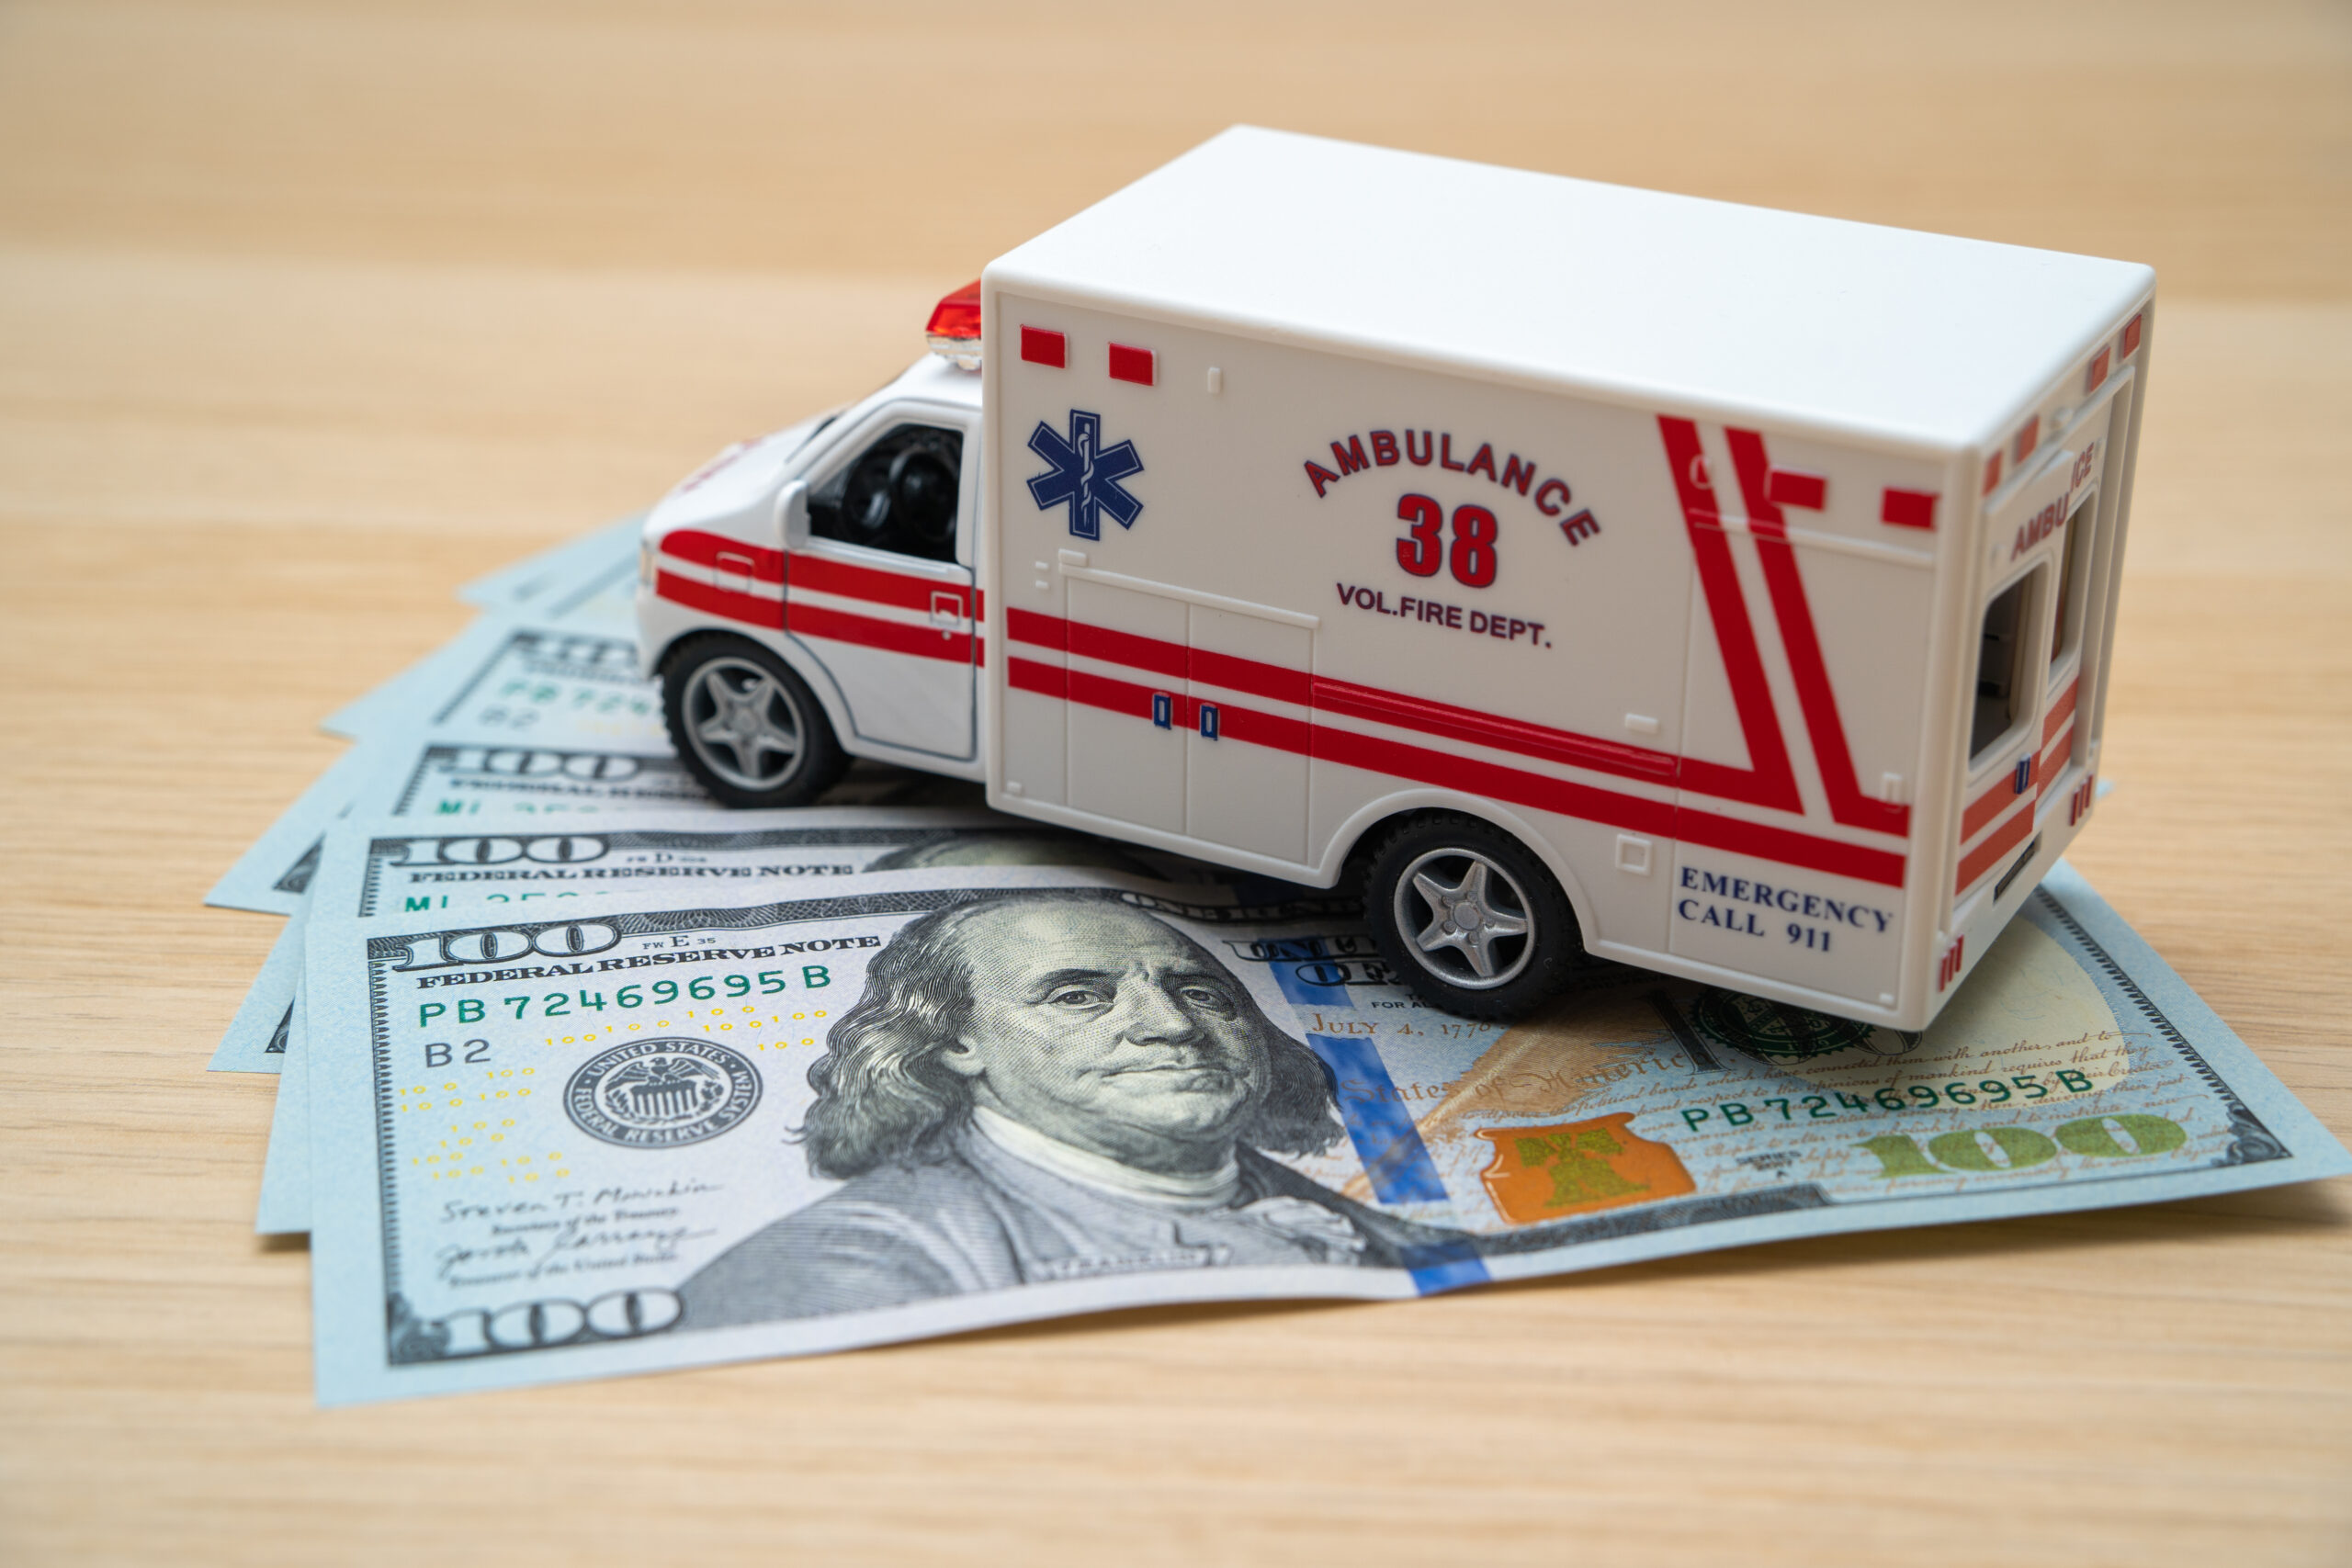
1362 812 1585 1021
660 634 849 807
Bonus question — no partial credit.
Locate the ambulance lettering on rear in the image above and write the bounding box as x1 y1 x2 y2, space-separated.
2009 437 2100 561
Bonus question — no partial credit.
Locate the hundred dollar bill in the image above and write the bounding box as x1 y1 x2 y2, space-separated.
318 809 1212 920
359 747 978 820
213 807 1192 1073
322 619 507 742
209 622 676 914
303 859 2348 1404
528 547 639 634
397 622 661 749
212 919 304 1072
243 813 1222 1231
255 990 313 1234
457 514 643 615
205 742 380 918
355 741 710 821
334 526 645 739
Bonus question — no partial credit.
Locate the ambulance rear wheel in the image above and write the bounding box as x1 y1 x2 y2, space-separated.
1363 813 1583 1021
662 634 848 808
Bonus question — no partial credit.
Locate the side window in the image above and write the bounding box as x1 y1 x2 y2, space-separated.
806 423 963 564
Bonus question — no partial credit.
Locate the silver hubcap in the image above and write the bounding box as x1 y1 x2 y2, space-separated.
682 657 805 791
1393 848 1535 991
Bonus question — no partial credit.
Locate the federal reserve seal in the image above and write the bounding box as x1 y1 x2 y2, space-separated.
1690 989 1874 1063
564 1038 761 1149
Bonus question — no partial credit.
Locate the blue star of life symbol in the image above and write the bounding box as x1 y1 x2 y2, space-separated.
1026 409 1143 542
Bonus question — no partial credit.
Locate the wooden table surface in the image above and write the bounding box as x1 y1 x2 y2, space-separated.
4 4 2348 1563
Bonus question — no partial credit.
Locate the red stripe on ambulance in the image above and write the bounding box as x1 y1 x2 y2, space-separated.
657 543 983 665
1312 676 1674 783
655 570 777 628
1954 673 2082 886
1015 612 1689 791
1955 802 2035 893
1656 418 1805 815
2042 675 2078 743
787 552 984 618
786 601 978 667
1724 428 1912 839
659 529 786 582
1011 613 1905 888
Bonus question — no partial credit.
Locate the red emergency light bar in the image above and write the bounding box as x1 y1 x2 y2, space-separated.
926 280 982 367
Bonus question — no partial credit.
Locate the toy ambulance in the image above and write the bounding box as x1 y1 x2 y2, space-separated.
636 127 2151 1028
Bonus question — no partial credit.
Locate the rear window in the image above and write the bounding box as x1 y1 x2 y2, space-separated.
2048 493 2096 671
1970 569 2041 763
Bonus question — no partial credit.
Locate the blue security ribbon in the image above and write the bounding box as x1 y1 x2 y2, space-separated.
1240 900 1489 1294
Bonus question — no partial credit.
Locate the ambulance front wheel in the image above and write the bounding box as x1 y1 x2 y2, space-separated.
662 634 849 808
1363 813 1585 1021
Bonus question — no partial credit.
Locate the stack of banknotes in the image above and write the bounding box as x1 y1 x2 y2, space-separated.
209 516 2349 1404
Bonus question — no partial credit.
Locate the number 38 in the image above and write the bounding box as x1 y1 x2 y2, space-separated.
1396 493 1498 588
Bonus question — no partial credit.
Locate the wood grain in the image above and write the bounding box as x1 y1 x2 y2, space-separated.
2 4 2346 1563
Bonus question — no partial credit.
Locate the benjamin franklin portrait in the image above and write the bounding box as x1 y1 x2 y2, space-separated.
680 891 1472 1326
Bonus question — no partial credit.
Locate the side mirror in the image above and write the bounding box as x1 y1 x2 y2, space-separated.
775 479 810 551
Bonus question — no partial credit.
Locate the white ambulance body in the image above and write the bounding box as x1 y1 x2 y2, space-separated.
637 127 2151 1031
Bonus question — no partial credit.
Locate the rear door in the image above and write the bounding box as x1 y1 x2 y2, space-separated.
1952 402 2112 906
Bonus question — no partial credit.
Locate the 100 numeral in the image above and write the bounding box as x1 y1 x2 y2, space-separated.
1856 1113 2186 1177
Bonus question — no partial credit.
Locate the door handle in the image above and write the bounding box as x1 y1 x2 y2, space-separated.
1197 703 1220 740
1151 693 1173 729
929 590 965 629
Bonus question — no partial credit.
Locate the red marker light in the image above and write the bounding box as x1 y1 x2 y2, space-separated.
2085 346 2110 394
2120 312 2143 357
2014 415 2040 465
1982 451 2003 495
1108 343 1156 386
1021 326 1067 368
925 280 982 365
1881 488 1938 530
1764 468 1826 510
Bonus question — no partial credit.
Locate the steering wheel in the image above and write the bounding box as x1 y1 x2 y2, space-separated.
888 446 958 550
842 452 895 542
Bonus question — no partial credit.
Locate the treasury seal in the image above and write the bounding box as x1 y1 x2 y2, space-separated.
1690 988 1873 1063
564 1038 761 1149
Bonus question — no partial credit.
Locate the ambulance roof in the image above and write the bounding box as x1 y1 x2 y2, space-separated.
987 128 2153 455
